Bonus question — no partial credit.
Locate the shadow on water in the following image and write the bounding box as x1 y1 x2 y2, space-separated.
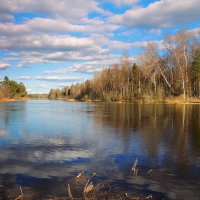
0 101 200 199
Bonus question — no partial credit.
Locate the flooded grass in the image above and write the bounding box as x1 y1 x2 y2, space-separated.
0 163 169 200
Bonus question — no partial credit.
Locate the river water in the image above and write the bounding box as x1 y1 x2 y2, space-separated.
0 100 200 199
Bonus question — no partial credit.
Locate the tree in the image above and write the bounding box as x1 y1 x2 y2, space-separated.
164 30 194 100
47 30 199 102
0 76 27 98
3 76 9 83
191 48 200 97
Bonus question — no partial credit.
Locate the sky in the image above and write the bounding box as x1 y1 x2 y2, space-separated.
0 0 200 94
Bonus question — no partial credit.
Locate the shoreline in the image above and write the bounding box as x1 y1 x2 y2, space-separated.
0 97 30 102
63 98 200 105
1 97 200 104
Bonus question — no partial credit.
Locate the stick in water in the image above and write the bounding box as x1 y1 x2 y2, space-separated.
15 186 23 200
131 159 139 176
67 184 74 200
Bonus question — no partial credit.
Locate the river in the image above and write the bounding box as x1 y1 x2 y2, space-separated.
0 100 200 199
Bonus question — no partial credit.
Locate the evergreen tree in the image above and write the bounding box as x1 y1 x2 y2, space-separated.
0 76 27 98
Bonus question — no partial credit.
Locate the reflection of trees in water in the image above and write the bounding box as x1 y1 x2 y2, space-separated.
190 105 200 152
161 105 200 176
93 103 200 172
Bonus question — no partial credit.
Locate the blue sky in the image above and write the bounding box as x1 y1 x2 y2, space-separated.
0 0 200 94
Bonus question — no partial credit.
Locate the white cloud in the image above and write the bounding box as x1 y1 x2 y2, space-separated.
149 28 162 36
0 62 11 70
189 27 200 37
0 18 118 36
133 39 165 50
0 0 129 73
44 61 109 75
0 34 98 51
108 0 138 7
0 29 130 68
0 15 121 68
44 54 136 75
110 0 200 29
13 47 111 68
0 0 110 22
18 76 84 82
90 34 131 50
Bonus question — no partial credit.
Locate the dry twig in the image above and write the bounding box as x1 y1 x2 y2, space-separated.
131 159 139 176
67 184 74 200
76 172 85 184
147 169 153 174
145 194 153 199
15 186 23 200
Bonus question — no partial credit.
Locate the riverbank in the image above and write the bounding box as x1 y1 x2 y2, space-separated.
63 97 200 104
0 97 30 102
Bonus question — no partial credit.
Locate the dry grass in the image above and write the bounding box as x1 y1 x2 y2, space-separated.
64 95 200 104
0 160 168 200
0 97 30 102
164 95 200 104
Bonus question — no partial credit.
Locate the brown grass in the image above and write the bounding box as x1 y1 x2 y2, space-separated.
0 97 30 102
164 95 200 104
63 95 200 104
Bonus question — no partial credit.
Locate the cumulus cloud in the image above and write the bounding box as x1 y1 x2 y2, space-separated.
0 18 118 36
0 62 11 70
0 31 129 68
44 54 136 75
44 61 110 75
0 0 110 22
110 0 200 29
18 76 84 82
90 34 131 50
0 18 120 69
0 34 98 51
108 0 138 7
12 47 111 68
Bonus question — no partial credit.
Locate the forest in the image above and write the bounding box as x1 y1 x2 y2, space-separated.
48 30 200 102
0 76 27 98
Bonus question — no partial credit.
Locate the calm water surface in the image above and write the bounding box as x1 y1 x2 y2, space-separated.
0 100 200 199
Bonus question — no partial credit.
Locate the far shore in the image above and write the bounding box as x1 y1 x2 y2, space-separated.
1 97 200 104
0 97 30 103
63 97 200 105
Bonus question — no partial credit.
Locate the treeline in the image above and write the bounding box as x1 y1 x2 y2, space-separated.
0 76 27 98
48 30 200 102
28 93 48 99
